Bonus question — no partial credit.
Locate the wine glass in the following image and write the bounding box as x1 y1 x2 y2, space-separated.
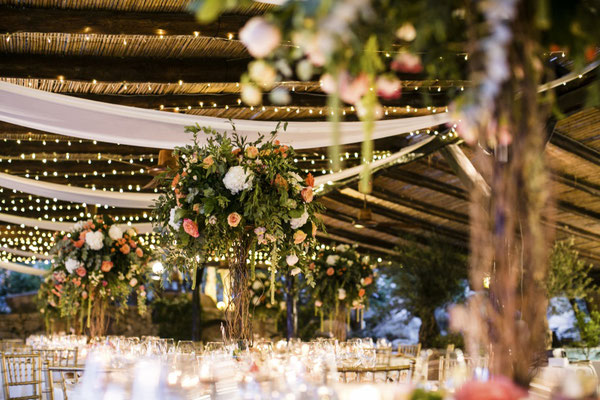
176 340 196 355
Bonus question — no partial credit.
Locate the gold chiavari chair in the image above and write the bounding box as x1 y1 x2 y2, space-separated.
338 365 412 383
397 343 421 360
1 340 31 355
35 349 79 400
45 365 84 400
1 353 43 400
375 347 392 366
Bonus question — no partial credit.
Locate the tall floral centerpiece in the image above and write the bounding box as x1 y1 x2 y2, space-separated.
154 124 322 340
310 244 377 340
43 216 150 336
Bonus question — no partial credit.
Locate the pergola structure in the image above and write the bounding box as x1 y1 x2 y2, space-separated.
0 0 599 272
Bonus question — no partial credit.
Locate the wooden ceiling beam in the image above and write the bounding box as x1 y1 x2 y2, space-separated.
550 130 600 168
0 6 248 37
0 55 250 83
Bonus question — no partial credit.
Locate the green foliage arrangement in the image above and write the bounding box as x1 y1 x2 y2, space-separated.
547 237 597 300
153 124 323 281
574 306 600 360
310 244 377 317
386 238 468 347
44 215 150 335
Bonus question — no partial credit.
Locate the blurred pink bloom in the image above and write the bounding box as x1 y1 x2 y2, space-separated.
239 17 281 58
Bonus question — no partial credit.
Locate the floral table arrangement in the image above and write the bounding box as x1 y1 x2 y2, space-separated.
249 270 286 330
309 244 377 340
154 124 322 340
40 215 150 336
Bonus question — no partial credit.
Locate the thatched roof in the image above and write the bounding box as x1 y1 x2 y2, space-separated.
0 0 599 271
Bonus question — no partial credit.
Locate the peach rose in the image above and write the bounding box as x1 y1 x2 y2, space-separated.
79 231 88 241
81 291 88 300
72 277 81 287
75 266 87 277
227 212 242 228
232 148 241 157
273 174 288 189
326 267 335 276
171 173 180 189
293 230 307 244
101 261 113 272
245 146 259 159
193 203 201 213
135 247 143 257
301 187 313 203
120 244 131 255
305 173 315 187
73 239 84 248
203 155 214 169
129 278 138 287
309 262 315 271
183 219 200 238
363 276 373 286
129 239 137 248
358 288 366 297
312 222 317 237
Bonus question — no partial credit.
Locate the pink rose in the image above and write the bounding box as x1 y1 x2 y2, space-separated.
376 76 402 100
326 267 335 276
239 17 281 58
75 266 87 277
81 291 88 300
315 300 322 307
227 212 242 228
293 230 307 244
135 247 143 257
391 53 423 74
339 72 369 105
301 187 313 203
102 280 108 287
455 377 526 400
129 278 138 287
183 219 200 238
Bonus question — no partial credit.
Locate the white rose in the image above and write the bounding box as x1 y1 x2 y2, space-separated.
252 296 261 306
241 84 262 106
73 221 85 231
248 60 277 87
169 207 181 230
223 166 254 195
239 17 281 58
335 244 349 252
290 267 302 276
286 254 299 266
108 225 123 241
85 231 104 250
326 255 339 265
65 258 79 274
338 288 347 300
127 228 137 237
279 301 287 310
252 280 264 291
290 210 309 229
288 172 303 183
362 255 370 264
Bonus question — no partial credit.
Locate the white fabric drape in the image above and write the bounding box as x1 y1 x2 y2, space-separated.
0 136 433 208
0 260 48 276
0 246 52 260
0 82 451 149
0 212 153 233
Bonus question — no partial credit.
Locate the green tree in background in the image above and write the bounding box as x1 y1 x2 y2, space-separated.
384 237 468 347
574 306 600 360
547 237 597 301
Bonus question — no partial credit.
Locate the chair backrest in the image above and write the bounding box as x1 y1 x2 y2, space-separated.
43 363 84 400
1 353 43 400
338 365 412 383
34 349 78 367
1 340 31 354
375 347 392 366
397 343 421 359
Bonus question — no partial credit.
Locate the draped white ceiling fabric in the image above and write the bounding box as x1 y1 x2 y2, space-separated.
0 260 49 276
0 135 434 209
0 246 52 260
0 82 451 149
0 212 154 233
